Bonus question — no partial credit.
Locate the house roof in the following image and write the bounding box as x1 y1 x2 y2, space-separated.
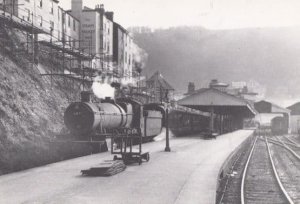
147 71 174 91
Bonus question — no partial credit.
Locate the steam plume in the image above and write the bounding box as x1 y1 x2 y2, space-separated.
92 76 115 99
132 44 148 72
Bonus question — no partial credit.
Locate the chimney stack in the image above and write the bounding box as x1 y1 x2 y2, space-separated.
188 82 195 94
81 91 92 102
105 12 114 21
71 0 83 21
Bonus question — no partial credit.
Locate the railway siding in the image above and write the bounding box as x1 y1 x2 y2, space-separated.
269 142 300 203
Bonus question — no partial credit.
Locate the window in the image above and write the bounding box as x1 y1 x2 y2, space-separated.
39 0 43 8
50 1 54 14
39 16 43 27
73 20 76 31
24 8 30 22
58 9 60 21
50 21 54 32
58 31 60 40
68 16 70 27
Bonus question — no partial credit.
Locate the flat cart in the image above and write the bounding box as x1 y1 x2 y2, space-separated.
111 128 150 165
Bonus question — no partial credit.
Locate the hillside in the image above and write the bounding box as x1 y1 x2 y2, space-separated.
133 26 300 99
0 28 93 174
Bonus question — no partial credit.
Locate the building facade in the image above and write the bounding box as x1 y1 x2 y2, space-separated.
70 1 114 71
1 0 80 48
113 22 133 84
287 102 300 133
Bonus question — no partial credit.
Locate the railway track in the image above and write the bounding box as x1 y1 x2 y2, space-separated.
241 136 292 204
269 135 300 203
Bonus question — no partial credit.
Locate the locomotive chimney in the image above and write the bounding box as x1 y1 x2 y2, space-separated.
81 91 92 102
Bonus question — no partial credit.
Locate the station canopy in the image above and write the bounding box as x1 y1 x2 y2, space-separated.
178 88 256 117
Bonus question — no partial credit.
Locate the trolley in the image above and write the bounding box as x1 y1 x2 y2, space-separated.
111 128 150 165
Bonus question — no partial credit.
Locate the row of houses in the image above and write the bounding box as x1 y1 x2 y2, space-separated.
0 0 136 82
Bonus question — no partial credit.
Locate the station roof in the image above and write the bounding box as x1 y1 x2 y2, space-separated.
287 102 300 115
178 88 256 117
254 100 290 114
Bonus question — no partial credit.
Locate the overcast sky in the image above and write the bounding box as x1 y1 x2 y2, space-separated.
60 0 300 29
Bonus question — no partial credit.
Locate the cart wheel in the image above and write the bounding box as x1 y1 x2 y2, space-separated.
113 155 117 160
138 158 142 165
146 153 150 162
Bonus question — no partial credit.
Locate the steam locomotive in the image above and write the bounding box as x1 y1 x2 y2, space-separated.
63 91 214 149
64 91 164 142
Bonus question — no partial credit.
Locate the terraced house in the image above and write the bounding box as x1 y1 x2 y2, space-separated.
0 0 80 48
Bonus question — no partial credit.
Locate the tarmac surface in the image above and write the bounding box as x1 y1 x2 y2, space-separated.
0 130 253 204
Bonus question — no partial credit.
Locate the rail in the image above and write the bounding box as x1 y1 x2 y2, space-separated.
241 136 294 204
275 136 300 160
265 137 294 204
240 136 258 204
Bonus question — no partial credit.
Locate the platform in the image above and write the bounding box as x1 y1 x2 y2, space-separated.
0 130 253 204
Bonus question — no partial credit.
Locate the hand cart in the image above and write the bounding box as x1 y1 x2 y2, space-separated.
111 128 150 165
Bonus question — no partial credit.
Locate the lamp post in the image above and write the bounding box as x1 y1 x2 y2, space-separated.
165 90 171 152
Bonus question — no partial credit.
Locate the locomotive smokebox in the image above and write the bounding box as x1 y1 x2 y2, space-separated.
81 91 92 102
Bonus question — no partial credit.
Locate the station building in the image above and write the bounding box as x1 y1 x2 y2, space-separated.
254 100 291 132
1 0 80 48
178 86 256 134
287 102 300 133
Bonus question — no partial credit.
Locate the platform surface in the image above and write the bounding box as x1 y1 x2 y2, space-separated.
0 130 253 204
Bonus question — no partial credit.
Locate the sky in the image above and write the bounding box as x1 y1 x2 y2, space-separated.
60 0 300 29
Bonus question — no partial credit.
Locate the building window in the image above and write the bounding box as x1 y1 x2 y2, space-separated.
24 8 30 22
73 20 76 31
58 9 60 21
68 16 70 27
58 31 60 40
50 1 54 14
50 21 54 32
39 16 43 27
39 0 43 8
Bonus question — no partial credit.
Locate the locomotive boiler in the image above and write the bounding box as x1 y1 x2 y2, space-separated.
64 91 164 141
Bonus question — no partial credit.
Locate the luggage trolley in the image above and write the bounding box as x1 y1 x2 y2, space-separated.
111 128 150 165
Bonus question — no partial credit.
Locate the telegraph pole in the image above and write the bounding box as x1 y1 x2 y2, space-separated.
165 90 171 152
